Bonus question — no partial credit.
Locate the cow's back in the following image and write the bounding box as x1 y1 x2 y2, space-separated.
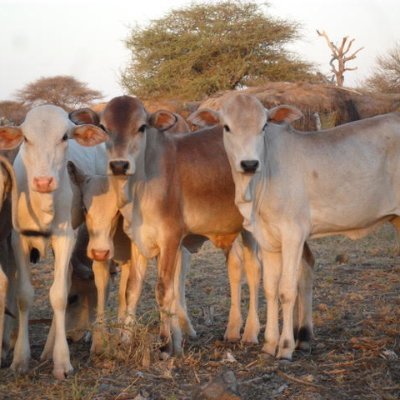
265 112 400 237
175 126 242 235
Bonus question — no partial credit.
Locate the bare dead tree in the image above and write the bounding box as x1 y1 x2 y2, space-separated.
317 30 364 87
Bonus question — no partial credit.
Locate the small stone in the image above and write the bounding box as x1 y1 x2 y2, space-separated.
335 254 349 264
193 369 240 400
380 349 398 360
223 351 237 363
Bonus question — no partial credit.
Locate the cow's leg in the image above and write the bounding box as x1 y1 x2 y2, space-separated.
46 230 75 379
10 233 33 374
295 244 314 352
91 260 110 354
241 231 261 343
41 260 73 360
122 243 148 342
156 240 182 356
175 246 196 338
118 261 130 322
0 264 7 367
2 241 18 360
277 234 305 361
261 249 282 357
224 243 243 342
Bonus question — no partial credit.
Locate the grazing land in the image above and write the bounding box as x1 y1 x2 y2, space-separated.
0 223 399 399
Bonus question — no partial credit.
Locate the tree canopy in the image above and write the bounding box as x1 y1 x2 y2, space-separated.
0 101 27 125
363 43 400 94
121 1 320 101
16 75 103 111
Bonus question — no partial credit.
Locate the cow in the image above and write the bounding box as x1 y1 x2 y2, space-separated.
66 109 197 351
0 152 20 367
71 95 315 356
196 92 400 361
0 105 107 379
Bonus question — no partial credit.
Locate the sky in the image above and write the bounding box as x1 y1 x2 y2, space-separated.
1 0 399 102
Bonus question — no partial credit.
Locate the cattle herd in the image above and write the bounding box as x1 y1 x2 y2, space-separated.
0 93 398 380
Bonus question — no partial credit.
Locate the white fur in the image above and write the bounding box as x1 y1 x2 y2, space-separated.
220 93 400 360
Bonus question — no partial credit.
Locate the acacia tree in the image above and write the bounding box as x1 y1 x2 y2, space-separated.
121 1 320 101
363 43 400 93
0 101 27 125
16 75 103 111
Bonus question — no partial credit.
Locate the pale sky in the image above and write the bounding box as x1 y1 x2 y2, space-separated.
1 0 399 102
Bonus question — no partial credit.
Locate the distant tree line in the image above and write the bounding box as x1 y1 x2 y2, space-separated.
1 1 399 125
0 76 103 125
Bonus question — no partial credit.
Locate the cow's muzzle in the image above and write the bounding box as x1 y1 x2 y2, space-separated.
91 249 110 261
33 176 56 193
240 160 259 174
109 160 130 176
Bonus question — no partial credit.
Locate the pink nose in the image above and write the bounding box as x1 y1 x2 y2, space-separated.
33 176 55 193
91 249 110 261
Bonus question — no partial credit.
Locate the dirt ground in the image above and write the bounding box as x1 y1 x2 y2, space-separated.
0 223 399 399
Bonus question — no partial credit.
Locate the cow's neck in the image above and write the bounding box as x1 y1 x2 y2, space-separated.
135 128 172 185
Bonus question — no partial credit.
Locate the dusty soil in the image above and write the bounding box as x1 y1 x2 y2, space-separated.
0 223 399 399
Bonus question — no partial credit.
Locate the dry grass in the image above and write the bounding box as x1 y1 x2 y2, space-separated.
0 224 399 399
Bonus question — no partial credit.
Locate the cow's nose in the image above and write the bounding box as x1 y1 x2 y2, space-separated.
109 160 130 176
240 160 259 173
33 176 55 192
91 249 110 261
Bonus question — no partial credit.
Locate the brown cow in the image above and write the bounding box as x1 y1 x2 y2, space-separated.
71 96 314 355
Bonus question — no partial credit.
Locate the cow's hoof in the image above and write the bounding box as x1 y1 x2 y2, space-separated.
90 331 107 355
53 363 73 380
10 359 30 375
224 335 241 343
278 357 292 365
241 331 259 344
262 343 277 357
296 340 311 353
224 327 241 343
242 319 260 344
277 349 293 362
180 319 197 339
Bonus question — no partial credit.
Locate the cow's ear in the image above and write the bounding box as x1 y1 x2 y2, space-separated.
149 110 177 132
267 105 303 124
188 108 221 128
67 161 86 187
71 124 108 146
69 108 100 126
0 127 23 150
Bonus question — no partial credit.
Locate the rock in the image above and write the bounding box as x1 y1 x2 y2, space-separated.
335 254 349 264
193 369 241 400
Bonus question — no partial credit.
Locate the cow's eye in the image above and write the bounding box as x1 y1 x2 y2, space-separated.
23 136 29 143
224 124 230 133
138 124 147 133
62 133 68 141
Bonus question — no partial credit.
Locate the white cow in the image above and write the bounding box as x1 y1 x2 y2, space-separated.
196 93 400 361
0 105 107 379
